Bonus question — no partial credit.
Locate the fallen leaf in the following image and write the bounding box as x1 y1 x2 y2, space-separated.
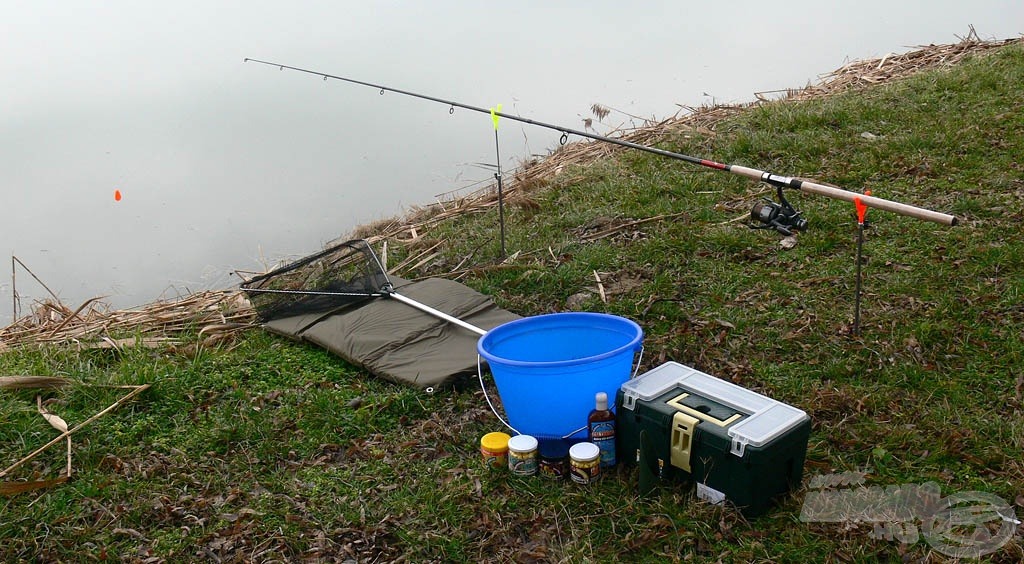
37 397 69 433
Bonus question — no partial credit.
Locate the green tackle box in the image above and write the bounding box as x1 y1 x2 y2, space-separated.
617 362 811 517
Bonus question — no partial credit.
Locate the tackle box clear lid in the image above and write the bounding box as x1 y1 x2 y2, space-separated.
620 361 809 457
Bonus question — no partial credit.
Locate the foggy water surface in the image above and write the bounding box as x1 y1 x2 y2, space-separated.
2 1 1022 325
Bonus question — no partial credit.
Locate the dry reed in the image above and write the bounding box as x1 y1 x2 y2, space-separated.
1 290 256 351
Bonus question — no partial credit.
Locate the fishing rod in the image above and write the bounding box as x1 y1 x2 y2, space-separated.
243 58 958 228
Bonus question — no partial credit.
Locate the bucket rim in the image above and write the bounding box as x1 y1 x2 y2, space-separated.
476 312 643 368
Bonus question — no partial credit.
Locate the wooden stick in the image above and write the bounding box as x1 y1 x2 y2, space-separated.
0 384 150 479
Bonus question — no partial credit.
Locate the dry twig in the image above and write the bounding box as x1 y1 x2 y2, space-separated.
1 383 150 487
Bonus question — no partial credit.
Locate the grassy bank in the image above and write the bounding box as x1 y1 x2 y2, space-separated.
3 42 1023 562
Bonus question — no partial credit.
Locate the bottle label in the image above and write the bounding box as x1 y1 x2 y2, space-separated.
481 447 507 470
540 457 567 479
570 457 599 484
509 450 538 476
589 421 616 467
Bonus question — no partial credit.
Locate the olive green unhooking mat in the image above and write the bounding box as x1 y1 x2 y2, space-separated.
260 277 520 390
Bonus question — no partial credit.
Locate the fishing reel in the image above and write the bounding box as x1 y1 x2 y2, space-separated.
749 185 808 236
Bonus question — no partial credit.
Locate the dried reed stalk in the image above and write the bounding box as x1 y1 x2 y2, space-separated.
579 211 689 242
0 375 70 390
0 475 69 495
1 290 257 350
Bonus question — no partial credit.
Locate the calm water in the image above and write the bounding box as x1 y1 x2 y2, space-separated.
2 1 1022 325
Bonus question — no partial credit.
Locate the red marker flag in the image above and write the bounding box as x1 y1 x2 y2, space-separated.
854 189 871 225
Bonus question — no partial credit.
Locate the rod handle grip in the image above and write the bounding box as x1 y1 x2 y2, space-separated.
728 165 957 226
798 180 957 226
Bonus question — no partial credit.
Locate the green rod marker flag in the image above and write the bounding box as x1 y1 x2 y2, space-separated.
490 104 502 130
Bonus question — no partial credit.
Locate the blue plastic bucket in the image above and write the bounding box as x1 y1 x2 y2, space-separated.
477 312 643 439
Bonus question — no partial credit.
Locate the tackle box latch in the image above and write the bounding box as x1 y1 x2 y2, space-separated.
670 411 700 472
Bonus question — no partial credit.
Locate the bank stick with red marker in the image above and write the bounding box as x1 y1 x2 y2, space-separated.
853 191 870 336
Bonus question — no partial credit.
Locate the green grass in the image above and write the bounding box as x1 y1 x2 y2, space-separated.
3 44 1024 562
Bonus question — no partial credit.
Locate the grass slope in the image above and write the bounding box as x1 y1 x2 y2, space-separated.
2 44 1023 562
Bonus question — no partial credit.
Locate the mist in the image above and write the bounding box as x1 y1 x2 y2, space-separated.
2 1 1021 325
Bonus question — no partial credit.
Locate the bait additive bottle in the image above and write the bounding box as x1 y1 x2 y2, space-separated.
587 392 617 468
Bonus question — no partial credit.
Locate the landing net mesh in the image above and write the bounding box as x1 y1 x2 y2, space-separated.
240 239 390 321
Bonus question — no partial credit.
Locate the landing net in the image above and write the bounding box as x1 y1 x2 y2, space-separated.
240 239 390 321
